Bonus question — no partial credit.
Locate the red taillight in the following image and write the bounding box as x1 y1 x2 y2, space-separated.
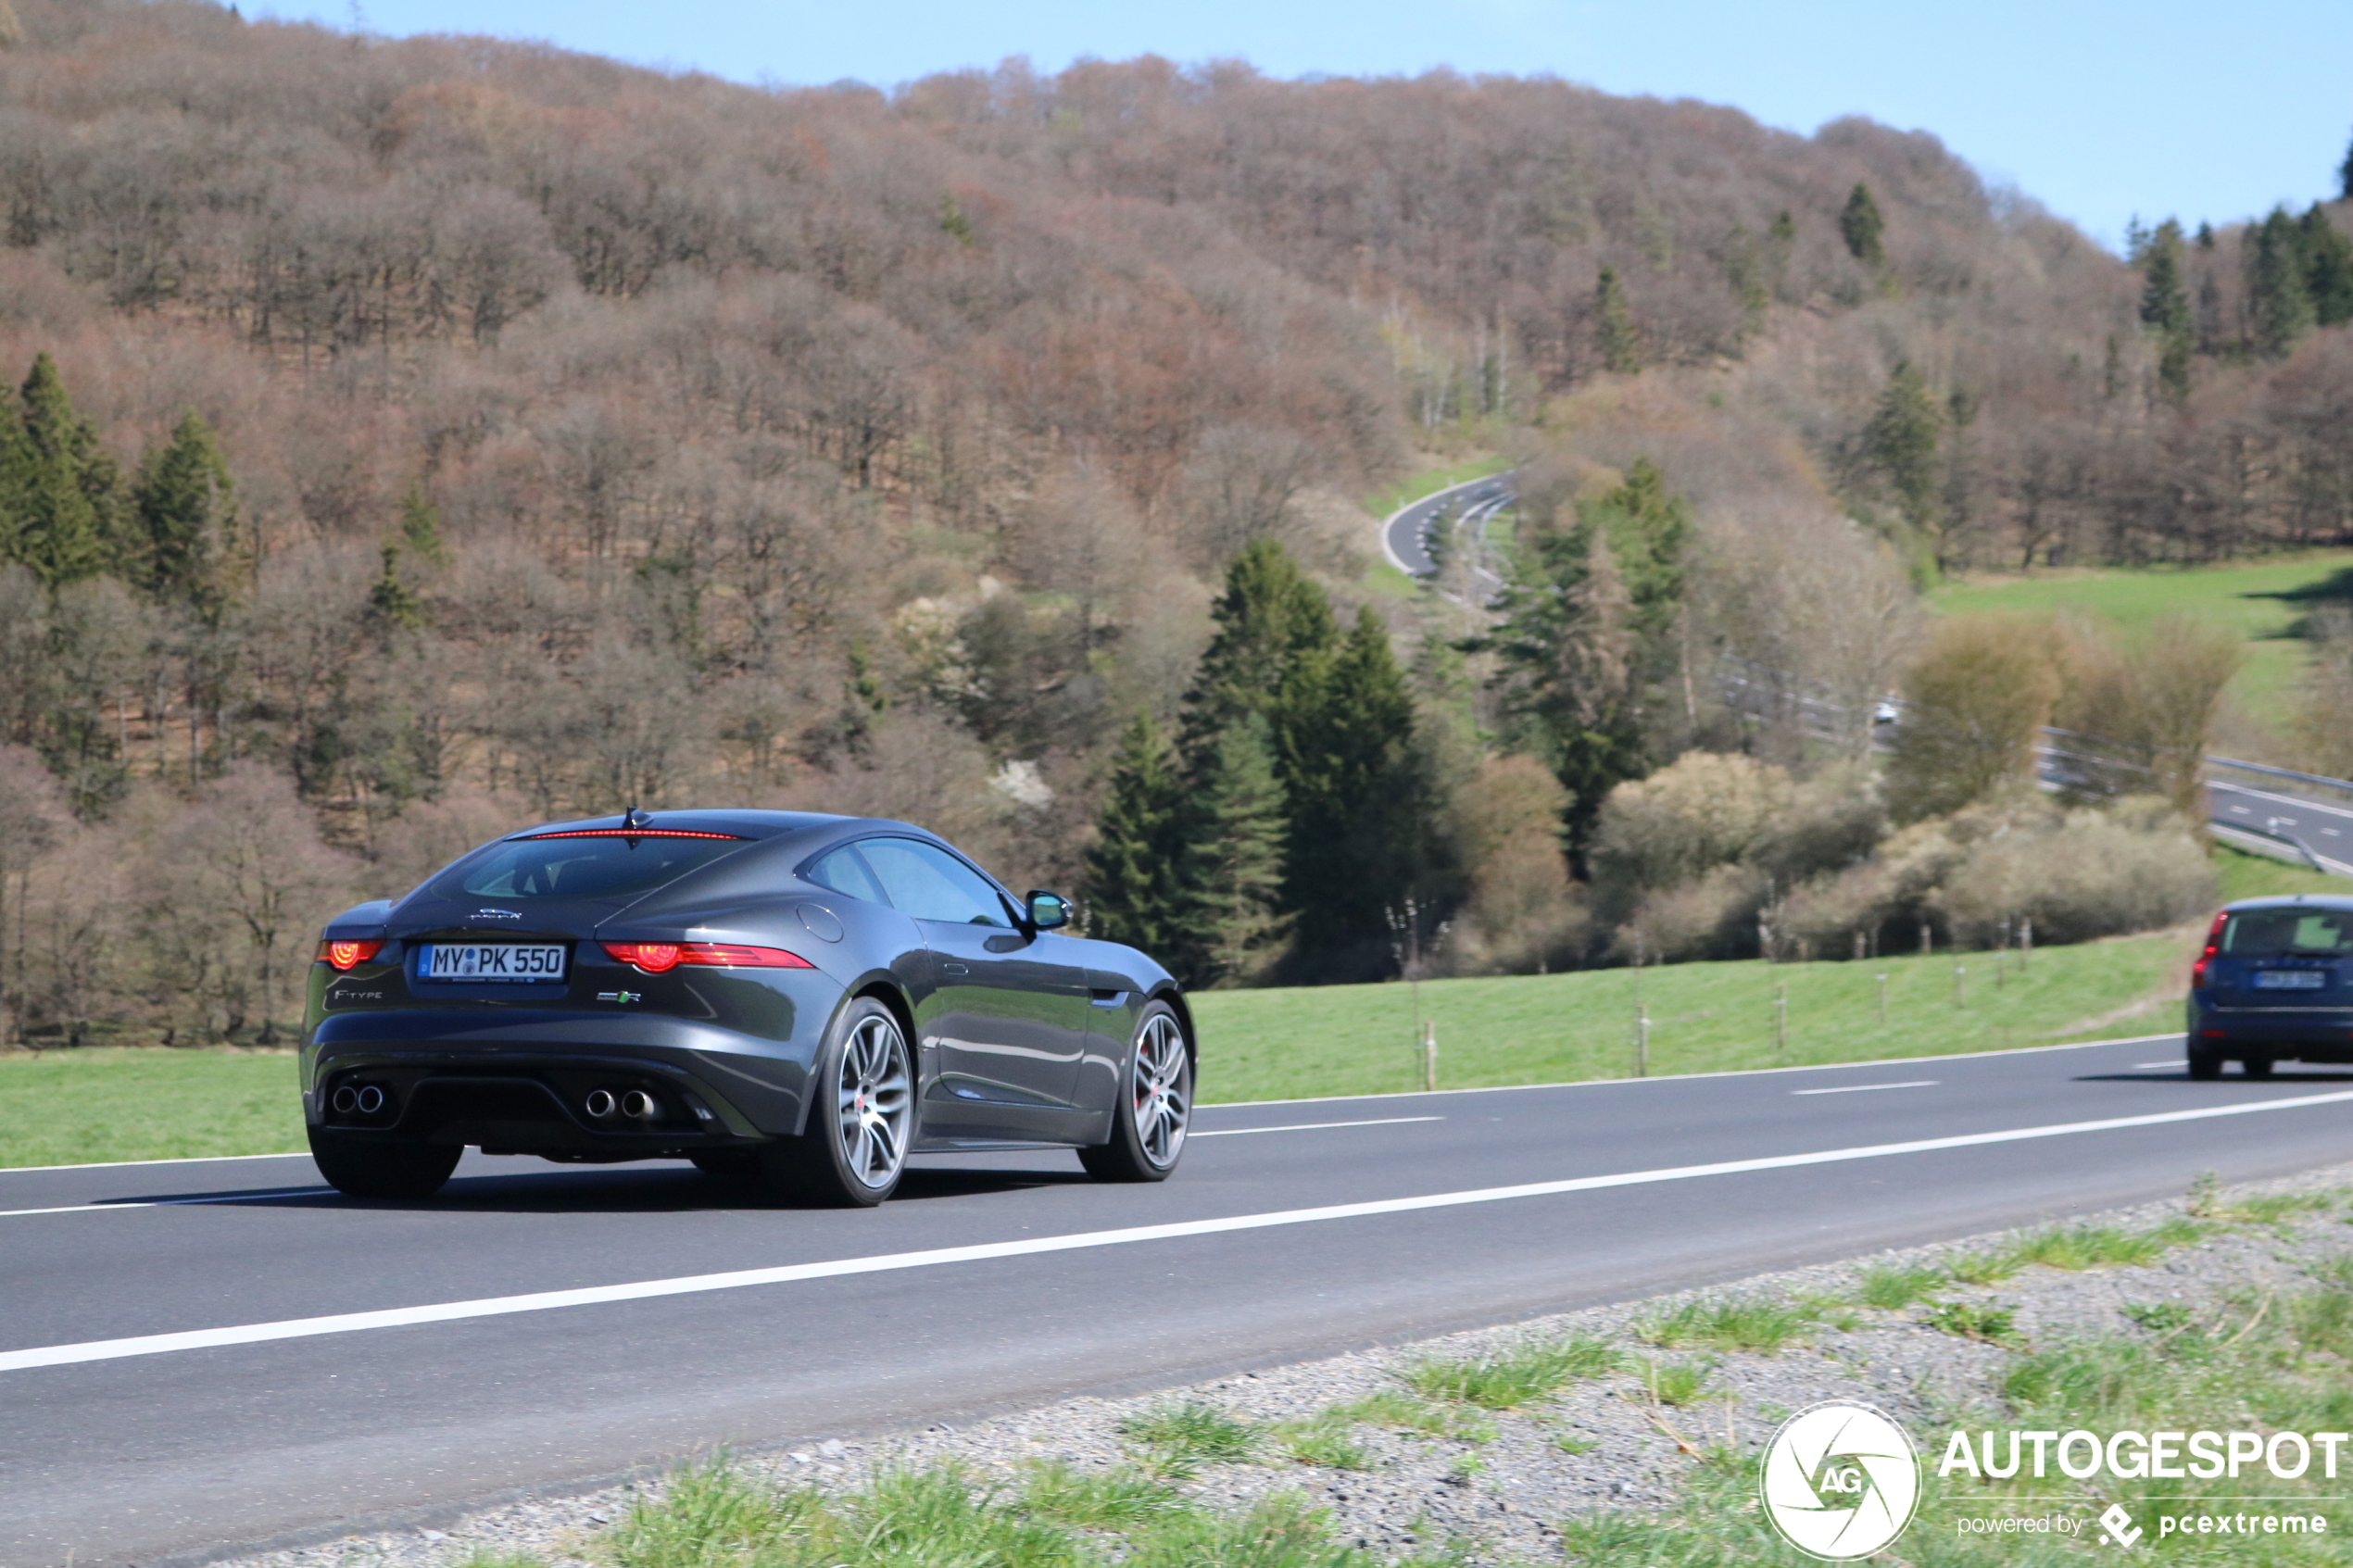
318 939 385 972
2192 909 2227 988
600 941 813 973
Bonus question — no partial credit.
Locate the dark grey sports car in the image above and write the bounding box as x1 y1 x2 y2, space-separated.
301 809 1193 1205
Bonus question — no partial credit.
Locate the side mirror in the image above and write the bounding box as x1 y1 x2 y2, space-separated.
1026 890 1071 931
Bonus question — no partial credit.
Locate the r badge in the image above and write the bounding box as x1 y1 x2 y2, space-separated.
595 990 642 1004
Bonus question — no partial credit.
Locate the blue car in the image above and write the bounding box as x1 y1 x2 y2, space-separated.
301 810 1194 1205
2186 895 2353 1079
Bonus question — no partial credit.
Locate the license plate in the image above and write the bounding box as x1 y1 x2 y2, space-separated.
416 944 568 983
2254 970 2328 990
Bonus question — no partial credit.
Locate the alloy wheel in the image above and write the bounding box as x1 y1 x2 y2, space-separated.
1128 1011 1190 1168
834 1013 912 1188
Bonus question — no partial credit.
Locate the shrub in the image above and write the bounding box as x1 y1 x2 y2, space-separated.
1591 751 1793 919
1937 800 2217 946
1884 615 2058 822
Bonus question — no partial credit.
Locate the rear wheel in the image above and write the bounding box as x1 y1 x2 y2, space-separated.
308 1127 461 1198
2244 1056 2275 1079
762 997 912 1207
1080 1002 1190 1183
2186 1041 2222 1080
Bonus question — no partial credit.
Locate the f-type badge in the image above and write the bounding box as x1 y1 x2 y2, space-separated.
475 908 522 921
596 990 642 1004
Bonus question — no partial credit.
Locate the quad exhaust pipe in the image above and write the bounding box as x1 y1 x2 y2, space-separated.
584 1088 661 1123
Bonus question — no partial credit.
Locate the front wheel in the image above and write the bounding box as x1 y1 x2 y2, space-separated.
1081 1001 1191 1183
308 1127 461 1198
762 997 914 1207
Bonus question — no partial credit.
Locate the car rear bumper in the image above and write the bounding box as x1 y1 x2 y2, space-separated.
2188 1003 2353 1060
300 1006 831 1152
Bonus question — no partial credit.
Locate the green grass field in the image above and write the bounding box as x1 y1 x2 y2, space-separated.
0 1048 303 1169
1192 928 2194 1104
1930 550 2353 728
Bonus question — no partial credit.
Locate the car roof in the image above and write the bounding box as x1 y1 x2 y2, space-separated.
500 810 974 860
507 809 849 841
2224 894 2353 912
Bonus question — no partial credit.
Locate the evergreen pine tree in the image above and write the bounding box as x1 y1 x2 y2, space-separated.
1840 182 1886 266
1865 360 1944 533
1594 265 1640 375
2340 129 2353 202
1182 712 1291 985
133 409 237 618
1 354 115 587
1280 605 1423 962
1478 461 1690 863
1176 536 1338 762
2297 205 2353 328
367 543 425 632
2250 206 2316 358
2138 219 2195 403
396 480 451 566
1082 711 1188 959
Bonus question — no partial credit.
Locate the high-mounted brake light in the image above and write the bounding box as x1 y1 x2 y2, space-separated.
2191 909 2228 988
317 939 385 971
600 941 814 973
523 829 744 841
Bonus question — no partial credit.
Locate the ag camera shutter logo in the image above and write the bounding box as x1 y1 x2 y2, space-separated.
1760 1401 1922 1560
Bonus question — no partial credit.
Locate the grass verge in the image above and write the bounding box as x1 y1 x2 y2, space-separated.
0 1047 302 1169
1193 929 2196 1105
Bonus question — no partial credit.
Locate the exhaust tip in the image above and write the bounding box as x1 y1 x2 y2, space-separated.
331 1085 359 1114
355 1084 386 1115
585 1088 618 1120
621 1089 658 1121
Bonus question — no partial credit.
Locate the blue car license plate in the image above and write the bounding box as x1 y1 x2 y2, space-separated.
2254 970 2327 990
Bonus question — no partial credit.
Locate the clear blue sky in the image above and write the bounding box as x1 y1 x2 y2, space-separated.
303 0 2350 250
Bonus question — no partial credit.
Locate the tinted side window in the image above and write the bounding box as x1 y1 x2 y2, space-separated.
858 839 1009 926
806 846 889 906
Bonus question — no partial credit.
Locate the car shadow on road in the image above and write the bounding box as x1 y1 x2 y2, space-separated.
2073 1070 2353 1083
94 1162 1095 1214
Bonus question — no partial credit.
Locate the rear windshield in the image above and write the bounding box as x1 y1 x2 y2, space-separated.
2222 909 2353 957
442 834 744 902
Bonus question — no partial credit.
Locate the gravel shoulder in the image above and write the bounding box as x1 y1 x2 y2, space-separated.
196 1160 2353 1568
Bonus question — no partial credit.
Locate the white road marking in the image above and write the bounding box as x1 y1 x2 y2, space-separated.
1790 1080 1938 1096
0 1150 312 1174
0 1187 336 1220
1192 1117 1441 1137
6 1086 2353 1375
2135 1061 2183 1070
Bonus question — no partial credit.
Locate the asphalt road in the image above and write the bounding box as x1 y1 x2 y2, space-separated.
7 1035 2353 1566
1381 471 1516 580
2209 779 2353 874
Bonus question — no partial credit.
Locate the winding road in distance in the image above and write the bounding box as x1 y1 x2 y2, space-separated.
6 1034 2353 1565
1380 470 1517 582
1376 470 2353 872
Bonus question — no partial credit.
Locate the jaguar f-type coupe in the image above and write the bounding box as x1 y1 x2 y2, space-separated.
301 809 1193 1205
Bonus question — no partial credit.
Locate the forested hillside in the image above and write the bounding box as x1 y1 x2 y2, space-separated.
0 0 2347 1039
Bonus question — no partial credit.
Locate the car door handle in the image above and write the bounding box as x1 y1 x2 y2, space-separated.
1088 988 1126 1007
940 962 971 975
